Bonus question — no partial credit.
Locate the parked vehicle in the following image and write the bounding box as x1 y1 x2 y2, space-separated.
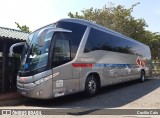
10 18 152 99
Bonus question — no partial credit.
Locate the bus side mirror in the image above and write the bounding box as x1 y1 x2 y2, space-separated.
9 42 26 57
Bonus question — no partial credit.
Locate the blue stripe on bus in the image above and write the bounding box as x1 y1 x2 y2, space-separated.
93 64 133 68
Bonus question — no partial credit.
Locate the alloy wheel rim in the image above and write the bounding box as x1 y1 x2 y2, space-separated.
88 79 96 94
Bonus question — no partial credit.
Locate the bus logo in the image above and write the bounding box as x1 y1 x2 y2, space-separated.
136 57 146 68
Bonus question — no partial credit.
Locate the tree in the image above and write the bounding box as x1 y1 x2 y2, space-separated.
15 22 31 33
68 3 147 42
149 33 160 60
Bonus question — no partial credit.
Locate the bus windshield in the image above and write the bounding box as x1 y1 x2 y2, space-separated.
20 28 54 71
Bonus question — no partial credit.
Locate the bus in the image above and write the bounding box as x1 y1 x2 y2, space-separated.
11 18 152 99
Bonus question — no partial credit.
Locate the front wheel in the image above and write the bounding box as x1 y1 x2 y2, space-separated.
85 75 98 97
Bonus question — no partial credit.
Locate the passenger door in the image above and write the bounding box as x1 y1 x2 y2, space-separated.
51 32 79 97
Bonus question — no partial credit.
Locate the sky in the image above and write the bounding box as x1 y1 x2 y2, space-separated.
0 0 159 33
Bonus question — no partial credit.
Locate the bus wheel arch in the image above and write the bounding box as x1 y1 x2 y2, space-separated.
84 72 101 97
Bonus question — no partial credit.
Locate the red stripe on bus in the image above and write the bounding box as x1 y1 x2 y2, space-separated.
72 63 93 68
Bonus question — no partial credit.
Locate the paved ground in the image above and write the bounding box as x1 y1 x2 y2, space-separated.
0 76 160 118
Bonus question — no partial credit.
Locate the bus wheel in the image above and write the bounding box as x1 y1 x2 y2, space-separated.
140 70 145 82
85 74 98 97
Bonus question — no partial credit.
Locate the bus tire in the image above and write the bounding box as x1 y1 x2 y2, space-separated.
85 74 98 97
140 70 145 82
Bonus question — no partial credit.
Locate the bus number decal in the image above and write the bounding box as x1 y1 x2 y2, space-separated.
56 80 63 87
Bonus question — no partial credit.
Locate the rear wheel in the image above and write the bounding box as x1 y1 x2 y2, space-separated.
85 74 98 97
140 70 145 82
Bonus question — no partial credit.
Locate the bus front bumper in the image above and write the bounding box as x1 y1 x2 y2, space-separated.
17 79 53 99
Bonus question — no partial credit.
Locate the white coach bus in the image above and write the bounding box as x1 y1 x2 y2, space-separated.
10 18 152 99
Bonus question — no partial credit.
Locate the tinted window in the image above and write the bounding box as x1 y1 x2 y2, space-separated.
84 28 143 56
52 32 71 67
56 21 87 59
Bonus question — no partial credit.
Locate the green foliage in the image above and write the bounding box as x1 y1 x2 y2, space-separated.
149 33 160 61
68 2 146 40
68 2 160 61
15 22 31 33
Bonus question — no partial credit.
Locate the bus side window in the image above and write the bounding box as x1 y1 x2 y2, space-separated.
53 38 71 67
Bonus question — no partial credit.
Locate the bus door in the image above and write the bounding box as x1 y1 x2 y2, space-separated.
51 32 79 97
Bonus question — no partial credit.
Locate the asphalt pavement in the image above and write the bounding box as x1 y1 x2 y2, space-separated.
0 92 28 106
